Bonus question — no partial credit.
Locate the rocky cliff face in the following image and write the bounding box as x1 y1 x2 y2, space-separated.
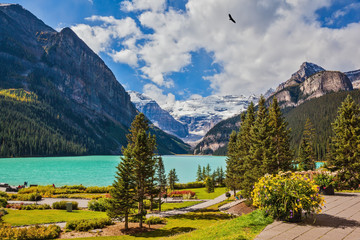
270 63 353 108
0 4 189 155
129 91 189 138
345 69 360 89
275 62 325 92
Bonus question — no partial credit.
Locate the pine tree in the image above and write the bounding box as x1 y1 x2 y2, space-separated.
156 156 166 212
218 167 225 186
107 154 135 230
225 130 239 195
205 174 215 193
330 95 360 189
124 113 157 228
196 165 203 182
244 96 271 198
236 102 255 194
268 97 293 172
168 168 179 190
298 118 316 171
205 164 211 177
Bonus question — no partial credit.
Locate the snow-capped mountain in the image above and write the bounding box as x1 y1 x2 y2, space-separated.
129 91 189 138
163 94 258 142
129 91 258 143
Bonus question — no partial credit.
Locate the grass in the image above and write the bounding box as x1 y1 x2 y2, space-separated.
176 187 227 199
203 200 233 211
159 201 203 211
3 209 107 226
61 209 272 240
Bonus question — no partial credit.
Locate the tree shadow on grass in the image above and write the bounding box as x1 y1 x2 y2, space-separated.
130 227 196 238
301 214 360 228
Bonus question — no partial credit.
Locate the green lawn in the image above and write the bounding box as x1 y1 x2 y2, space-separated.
203 200 233 211
3 209 107 226
179 187 227 199
160 201 203 211
62 210 272 240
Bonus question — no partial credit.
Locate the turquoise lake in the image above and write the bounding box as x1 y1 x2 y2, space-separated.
0 155 227 186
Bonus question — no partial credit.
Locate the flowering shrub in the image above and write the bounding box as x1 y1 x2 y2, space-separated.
252 172 325 221
314 171 336 190
169 190 196 198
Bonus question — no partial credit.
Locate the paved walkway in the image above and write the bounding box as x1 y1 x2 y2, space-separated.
148 193 228 218
8 198 90 208
255 192 360 240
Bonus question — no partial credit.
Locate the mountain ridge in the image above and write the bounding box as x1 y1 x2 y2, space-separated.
0 4 190 156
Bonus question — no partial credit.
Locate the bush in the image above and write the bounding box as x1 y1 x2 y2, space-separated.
15 193 42 201
169 190 196 198
66 218 113 232
252 172 325 221
0 224 61 239
314 172 336 188
88 198 109 212
52 201 78 210
144 216 166 225
174 182 205 189
0 208 8 222
0 198 7 208
20 204 51 210
0 192 8 199
85 186 112 193
129 211 147 223
61 185 87 190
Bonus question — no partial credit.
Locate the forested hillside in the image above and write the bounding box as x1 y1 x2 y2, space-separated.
195 90 360 160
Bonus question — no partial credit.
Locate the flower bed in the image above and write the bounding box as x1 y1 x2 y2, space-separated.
169 190 196 198
252 172 325 221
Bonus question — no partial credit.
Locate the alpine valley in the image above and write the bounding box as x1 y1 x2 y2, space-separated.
0 4 190 157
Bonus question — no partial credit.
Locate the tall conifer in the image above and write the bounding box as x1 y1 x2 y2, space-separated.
298 118 316 171
268 97 293 172
125 113 157 228
156 156 166 212
330 95 360 188
107 151 135 230
225 130 239 195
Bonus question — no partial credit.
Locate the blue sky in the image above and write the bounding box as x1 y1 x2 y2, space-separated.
4 0 360 106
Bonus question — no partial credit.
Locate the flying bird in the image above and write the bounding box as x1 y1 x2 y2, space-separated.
229 14 236 23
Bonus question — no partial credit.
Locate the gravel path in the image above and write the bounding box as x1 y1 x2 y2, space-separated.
8 198 90 208
148 193 229 218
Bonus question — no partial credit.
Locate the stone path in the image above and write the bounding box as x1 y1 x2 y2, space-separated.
148 193 229 218
255 192 360 240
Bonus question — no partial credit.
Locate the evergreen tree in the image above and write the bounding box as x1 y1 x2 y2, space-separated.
236 102 255 195
268 97 293 172
205 164 211 177
205 173 215 193
298 118 316 171
330 95 360 189
244 96 271 198
124 113 157 228
156 156 166 212
196 165 203 182
218 167 225 186
225 130 240 195
168 168 179 190
107 154 135 230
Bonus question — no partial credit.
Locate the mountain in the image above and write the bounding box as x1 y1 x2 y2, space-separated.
194 62 356 155
270 63 352 108
129 91 189 138
162 94 258 142
0 4 190 156
345 69 360 89
275 62 325 92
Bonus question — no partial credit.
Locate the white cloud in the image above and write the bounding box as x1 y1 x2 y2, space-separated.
71 15 141 67
121 0 166 12
72 0 360 100
143 83 176 106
